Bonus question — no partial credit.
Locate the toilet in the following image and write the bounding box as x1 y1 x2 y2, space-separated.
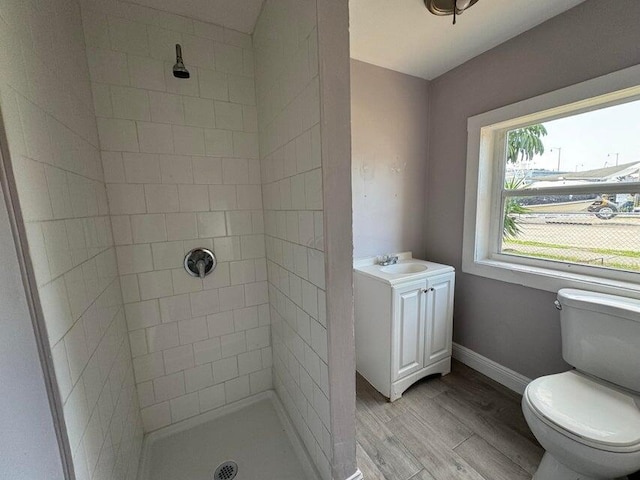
522 288 640 480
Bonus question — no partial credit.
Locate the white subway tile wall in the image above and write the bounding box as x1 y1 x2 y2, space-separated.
0 0 143 479
254 2 331 479
1 0 336 477
80 0 272 434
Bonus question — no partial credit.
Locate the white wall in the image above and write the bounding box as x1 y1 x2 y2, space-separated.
80 0 272 433
0 0 144 478
254 1 332 478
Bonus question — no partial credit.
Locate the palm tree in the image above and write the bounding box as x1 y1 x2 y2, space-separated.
507 125 548 163
503 176 528 239
503 124 547 238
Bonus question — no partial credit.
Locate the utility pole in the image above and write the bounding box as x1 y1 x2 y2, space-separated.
551 147 562 171
607 152 620 166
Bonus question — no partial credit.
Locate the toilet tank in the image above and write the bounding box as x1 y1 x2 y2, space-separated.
558 288 640 393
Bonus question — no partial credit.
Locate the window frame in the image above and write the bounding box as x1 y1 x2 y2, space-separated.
463 64 640 298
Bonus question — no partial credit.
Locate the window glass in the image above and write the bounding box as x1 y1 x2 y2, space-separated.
498 99 640 273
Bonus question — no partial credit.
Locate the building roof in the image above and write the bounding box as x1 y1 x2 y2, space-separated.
537 161 640 181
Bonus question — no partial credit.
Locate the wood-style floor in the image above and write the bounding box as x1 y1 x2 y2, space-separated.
356 360 640 480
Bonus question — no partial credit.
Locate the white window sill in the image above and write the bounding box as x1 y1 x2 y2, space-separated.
463 257 640 299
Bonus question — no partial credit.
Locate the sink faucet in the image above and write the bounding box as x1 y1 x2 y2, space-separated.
378 254 399 266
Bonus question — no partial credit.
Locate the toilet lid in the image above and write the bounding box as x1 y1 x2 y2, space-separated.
526 371 640 449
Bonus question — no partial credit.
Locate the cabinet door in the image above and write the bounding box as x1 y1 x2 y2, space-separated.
392 281 426 381
424 273 454 366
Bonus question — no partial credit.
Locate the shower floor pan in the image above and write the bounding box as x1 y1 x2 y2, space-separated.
137 391 320 480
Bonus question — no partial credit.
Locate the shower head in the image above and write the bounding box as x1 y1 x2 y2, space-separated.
173 44 190 79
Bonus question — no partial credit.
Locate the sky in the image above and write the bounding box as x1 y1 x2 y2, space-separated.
514 99 640 172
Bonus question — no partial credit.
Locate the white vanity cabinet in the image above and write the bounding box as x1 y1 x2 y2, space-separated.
354 255 454 401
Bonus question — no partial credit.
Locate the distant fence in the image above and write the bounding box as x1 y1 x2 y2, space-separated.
503 211 640 272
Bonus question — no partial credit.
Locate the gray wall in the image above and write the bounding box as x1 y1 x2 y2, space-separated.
351 60 429 259
0 180 64 479
427 0 640 379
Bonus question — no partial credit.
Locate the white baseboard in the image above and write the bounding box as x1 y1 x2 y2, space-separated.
345 469 363 480
452 343 531 395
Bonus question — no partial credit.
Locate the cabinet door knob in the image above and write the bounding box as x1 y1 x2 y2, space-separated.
421 288 434 293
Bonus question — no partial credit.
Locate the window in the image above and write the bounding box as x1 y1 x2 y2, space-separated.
463 64 640 295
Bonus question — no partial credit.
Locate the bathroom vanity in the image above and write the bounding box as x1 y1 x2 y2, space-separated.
354 253 455 401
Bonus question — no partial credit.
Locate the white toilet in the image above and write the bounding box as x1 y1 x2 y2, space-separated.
522 288 640 480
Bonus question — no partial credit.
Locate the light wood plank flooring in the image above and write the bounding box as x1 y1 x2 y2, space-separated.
356 360 640 480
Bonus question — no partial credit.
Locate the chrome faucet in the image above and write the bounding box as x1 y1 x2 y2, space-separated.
378 254 399 266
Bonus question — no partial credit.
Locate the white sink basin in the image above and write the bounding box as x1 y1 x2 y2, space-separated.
380 263 428 274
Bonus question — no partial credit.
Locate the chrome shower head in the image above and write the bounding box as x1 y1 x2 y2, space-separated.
173 44 190 79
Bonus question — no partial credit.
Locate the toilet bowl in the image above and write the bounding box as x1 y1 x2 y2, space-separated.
521 289 640 479
522 371 640 480
521 289 640 480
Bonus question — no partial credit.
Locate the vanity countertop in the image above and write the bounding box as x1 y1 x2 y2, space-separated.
354 252 454 286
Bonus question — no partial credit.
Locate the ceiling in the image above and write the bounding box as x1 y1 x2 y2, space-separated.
125 0 264 33
350 0 586 80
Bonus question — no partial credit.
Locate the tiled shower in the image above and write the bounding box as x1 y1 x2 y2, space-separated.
83 1 272 433
0 0 353 479
254 1 331 476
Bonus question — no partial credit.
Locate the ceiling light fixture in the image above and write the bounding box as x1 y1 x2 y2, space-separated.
424 0 480 25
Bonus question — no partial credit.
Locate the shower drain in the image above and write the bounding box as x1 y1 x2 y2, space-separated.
213 461 238 480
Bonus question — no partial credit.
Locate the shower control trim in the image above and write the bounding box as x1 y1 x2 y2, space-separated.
184 248 216 279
